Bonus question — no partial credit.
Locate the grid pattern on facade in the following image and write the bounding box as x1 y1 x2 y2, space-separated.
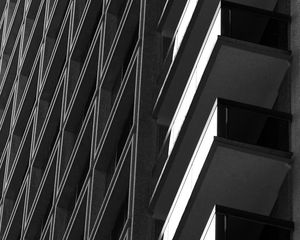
0 0 142 239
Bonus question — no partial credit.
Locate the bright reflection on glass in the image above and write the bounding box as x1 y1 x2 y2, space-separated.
173 0 198 60
168 6 221 155
161 105 218 240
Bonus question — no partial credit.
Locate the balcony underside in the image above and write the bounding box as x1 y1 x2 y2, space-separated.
150 36 290 219
172 137 291 240
154 35 290 127
198 36 290 110
151 137 291 221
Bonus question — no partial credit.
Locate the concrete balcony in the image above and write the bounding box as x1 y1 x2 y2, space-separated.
150 98 292 232
154 0 290 127
151 0 291 224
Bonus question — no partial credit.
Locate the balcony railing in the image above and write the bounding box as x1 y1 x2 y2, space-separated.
167 1 289 155
160 99 291 240
201 205 293 240
216 99 290 151
221 1 289 51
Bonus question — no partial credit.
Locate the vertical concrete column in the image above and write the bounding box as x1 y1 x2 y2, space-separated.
291 0 300 238
270 0 291 221
131 0 162 239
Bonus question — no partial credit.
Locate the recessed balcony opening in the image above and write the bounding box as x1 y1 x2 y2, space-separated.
0 39 19 111
35 98 49 141
37 80 63 147
54 206 70 240
47 0 70 40
35 81 62 151
178 205 293 240
108 0 128 25
28 107 60 217
105 105 133 191
27 0 42 21
110 191 129 240
16 52 39 119
153 99 292 240
22 0 45 62
102 22 138 96
92 148 131 240
42 36 56 76
0 20 4 52
1 183 26 240
41 10 69 87
104 0 132 61
48 0 56 17
62 189 87 240
221 2 288 50
159 0 286 53
23 17 34 54
67 33 99 109
61 78 96 183
61 101 94 176
25 154 56 240
168 98 290 159
27 166 42 212
39 220 52 240
103 0 139 66
72 0 89 37
9 135 21 173
60 108 93 186
0 0 5 18
6 1 17 33
97 29 137 147
4 0 24 58
72 0 103 47
97 45 137 153
27 146 56 218
97 88 112 145
5 154 28 208
0 99 13 156
91 143 131 235
0 54 10 88
7 120 32 184
96 88 134 167
0 158 5 196
56 130 91 240
90 168 106 232
42 2 70 79
71 0 102 55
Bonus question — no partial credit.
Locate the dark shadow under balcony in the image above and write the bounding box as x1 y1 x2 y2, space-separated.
150 99 292 224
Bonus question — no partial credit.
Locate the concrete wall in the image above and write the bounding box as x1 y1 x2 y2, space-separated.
131 0 162 239
291 0 300 238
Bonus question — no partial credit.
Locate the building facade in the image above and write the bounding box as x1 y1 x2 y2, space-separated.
0 0 297 239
